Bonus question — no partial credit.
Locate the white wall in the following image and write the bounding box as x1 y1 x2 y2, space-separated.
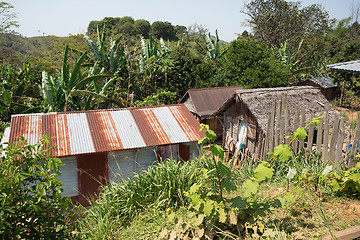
58 156 78 197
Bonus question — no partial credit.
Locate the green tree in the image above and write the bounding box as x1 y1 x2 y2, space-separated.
217 39 291 88
242 0 332 48
0 2 19 33
117 22 135 35
151 21 177 40
119 16 134 25
0 136 77 239
134 19 151 38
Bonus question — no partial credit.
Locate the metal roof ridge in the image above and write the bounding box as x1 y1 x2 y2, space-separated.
11 104 187 118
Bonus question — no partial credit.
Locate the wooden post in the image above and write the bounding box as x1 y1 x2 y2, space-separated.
299 109 306 150
275 98 281 147
292 108 300 153
316 117 324 154
284 104 290 145
267 99 276 153
335 118 345 163
345 121 352 155
307 112 315 152
323 110 329 162
349 120 360 168
329 114 340 163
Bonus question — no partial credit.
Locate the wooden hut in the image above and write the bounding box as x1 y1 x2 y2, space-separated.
294 77 339 100
214 86 339 159
180 85 242 140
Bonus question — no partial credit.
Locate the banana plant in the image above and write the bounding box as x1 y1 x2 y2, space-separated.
206 30 227 60
196 30 227 61
41 45 111 112
83 25 126 76
0 64 40 121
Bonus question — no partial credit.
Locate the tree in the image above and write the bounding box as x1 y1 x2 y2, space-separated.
134 19 151 38
151 21 177 40
117 22 135 35
0 2 18 33
217 39 291 88
242 0 332 48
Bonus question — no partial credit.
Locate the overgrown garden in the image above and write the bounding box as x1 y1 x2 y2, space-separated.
1 0 360 238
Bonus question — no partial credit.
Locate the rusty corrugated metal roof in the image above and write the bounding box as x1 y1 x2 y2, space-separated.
7 104 205 158
327 60 360 73
179 85 243 118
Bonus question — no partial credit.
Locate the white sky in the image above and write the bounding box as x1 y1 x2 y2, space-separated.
9 0 358 42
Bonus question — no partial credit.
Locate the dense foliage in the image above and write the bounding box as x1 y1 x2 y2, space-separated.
0 137 77 239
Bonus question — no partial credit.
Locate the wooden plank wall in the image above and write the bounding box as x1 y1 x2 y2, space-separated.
262 94 360 168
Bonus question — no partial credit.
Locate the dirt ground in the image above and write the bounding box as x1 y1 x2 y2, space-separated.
335 106 360 123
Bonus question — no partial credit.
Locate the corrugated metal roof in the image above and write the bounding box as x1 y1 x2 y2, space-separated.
305 77 337 88
7 104 205 158
179 85 243 118
327 60 360 73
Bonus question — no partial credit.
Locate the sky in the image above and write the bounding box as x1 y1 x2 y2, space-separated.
9 0 359 42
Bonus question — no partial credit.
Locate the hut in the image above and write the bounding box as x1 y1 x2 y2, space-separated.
294 77 339 100
3 104 205 205
214 86 339 159
179 85 243 140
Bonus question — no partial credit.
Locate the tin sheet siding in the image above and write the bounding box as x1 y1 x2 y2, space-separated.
136 147 157 173
58 156 78 197
108 150 136 184
8 104 203 158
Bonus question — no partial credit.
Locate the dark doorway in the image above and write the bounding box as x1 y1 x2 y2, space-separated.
179 144 190 162
77 152 108 205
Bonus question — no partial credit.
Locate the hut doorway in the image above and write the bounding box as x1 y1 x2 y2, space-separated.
238 121 247 144
77 152 108 205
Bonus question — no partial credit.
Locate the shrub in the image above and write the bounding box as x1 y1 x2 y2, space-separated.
0 136 76 239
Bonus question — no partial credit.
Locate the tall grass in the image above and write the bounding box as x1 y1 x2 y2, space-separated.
77 157 213 239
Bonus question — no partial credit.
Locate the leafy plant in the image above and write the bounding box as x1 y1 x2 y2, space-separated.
41 45 118 112
0 136 77 239
0 63 41 121
161 124 280 239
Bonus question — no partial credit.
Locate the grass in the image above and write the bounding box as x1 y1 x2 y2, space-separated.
76 151 360 239
77 157 214 239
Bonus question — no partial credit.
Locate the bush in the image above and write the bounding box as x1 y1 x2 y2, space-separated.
0 136 76 239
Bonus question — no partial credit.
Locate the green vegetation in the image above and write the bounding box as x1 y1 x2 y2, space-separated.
0 137 77 239
76 122 360 239
1 0 360 238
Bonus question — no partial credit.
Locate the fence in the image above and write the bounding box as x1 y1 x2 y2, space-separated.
262 95 360 168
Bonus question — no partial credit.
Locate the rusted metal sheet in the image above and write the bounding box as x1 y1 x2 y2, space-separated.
179 85 243 118
7 104 203 158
